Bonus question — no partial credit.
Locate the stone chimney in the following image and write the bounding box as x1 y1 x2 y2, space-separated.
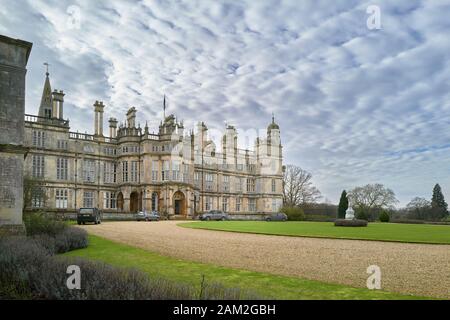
109 117 118 138
93 101 105 136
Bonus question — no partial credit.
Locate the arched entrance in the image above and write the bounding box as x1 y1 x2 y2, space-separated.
173 191 186 215
130 191 139 213
117 192 124 211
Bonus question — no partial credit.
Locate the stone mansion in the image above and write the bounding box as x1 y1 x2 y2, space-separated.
24 71 283 218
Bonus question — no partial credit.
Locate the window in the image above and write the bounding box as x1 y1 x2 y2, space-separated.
272 199 278 212
223 175 230 192
83 191 94 207
162 161 169 181
246 178 255 192
32 155 45 178
31 189 45 208
83 145 95 153
103 162 116 183
57 140 68 150
205 196 212 211
56 158 68 180
194 171 200 184
152 161 159 181
236 197 241 212
130 161 138 182
103 192 116 209
55 189 68 209
271 179 276 193
235 177 242 192
237 164 243 171
151 192 158 211
183 164 189 182
249 198 256 212
83 159 96 182
32 131 45 147
44 109 52 118
122 161 128 182
103 147 115 155
222 197 228 212
172 161 180 181
205 173 214 191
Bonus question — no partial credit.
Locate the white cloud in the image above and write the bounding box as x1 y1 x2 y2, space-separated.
1 0 450 205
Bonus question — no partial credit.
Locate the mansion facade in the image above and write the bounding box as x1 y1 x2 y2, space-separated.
24 71 283 218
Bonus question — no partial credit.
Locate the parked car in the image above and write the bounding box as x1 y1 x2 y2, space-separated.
199 210 229 221
77 208 102 225
136 211 160 221
265 212 287 222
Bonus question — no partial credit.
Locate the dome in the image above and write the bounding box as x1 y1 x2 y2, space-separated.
267 114 279 131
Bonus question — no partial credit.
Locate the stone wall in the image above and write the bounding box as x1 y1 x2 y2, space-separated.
0 34 32 235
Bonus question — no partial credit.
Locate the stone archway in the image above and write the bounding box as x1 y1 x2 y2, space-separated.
173 191 186 215
130 191 139 213
117 192 124 211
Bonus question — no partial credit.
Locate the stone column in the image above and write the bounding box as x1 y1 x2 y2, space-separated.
0 35 32 236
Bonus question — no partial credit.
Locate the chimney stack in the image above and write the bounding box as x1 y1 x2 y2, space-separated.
93 101 105 136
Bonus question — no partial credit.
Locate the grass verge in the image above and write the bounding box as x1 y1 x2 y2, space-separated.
63 235 429 300
179 221 450 245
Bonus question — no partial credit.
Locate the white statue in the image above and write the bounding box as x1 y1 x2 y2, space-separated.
345 195 355 220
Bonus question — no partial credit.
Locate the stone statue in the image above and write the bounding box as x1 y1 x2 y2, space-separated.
345 194 355 220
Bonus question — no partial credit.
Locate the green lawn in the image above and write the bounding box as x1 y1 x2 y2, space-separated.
63 235 427 300
179 221 450 244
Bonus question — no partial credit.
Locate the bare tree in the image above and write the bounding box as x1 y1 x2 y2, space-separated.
348 183 398 218
283 165 321 207
406 197 431 220
23 174 47 211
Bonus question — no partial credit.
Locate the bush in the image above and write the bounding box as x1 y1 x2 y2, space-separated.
334 219 368 227
24 212 67 237
355 208 369 221
0 236 258 300
54 228 89 254
379 210 390 222
280 206 305 221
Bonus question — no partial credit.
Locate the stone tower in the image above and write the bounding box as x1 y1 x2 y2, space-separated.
0 35 32 235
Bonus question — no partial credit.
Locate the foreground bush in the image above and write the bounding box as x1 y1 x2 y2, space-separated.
24 212 67 237
0 236 257 300
280 206 305 221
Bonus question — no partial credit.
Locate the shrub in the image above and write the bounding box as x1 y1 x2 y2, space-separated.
334 219 368 227
0 236 258 300
54 228 89 254
355 208 369 221
379 210 390 222
23 212 67 237
280 206 305 221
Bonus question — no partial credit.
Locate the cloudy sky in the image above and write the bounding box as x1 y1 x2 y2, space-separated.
1 0 450 206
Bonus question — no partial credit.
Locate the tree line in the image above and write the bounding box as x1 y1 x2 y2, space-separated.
282 164 449 222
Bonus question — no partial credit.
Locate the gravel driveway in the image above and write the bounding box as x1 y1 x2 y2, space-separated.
81 221 450 298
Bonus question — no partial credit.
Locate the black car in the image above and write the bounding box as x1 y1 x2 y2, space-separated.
199 210 229 221
77 208 102 225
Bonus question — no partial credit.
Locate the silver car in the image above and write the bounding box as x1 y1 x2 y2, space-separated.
265 212 287 222
199 210 229 221
136 211 160 221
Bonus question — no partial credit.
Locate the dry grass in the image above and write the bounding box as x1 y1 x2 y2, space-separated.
80 221 450 299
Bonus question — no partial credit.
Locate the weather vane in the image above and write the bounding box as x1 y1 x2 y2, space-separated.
43 62 50 75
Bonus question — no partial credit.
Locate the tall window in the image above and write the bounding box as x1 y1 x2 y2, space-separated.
103 192 116 209
31 189 45 208
32 131 45 147
56 158 68 180
222 197 228 212
246 178 255 192
172 160 180 181
152 161 159 181
55 189 68 209
83 191 94 207
271 179 276 193
83 159 96 182
151 192 158 211
130 161 138 182
205 173 214 191
235 177 242 192
272 199 278 212
32 155 45 178
223 175 230 192
103 162 114 183
205 196 212 211
162 161 169 181
235 197 241 212
122 161 128 182
249 198 256 212
183 164 189 182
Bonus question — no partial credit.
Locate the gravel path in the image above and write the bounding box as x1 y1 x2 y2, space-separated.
81 221 450 299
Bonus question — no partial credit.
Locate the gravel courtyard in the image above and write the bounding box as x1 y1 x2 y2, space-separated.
81 221 450 299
